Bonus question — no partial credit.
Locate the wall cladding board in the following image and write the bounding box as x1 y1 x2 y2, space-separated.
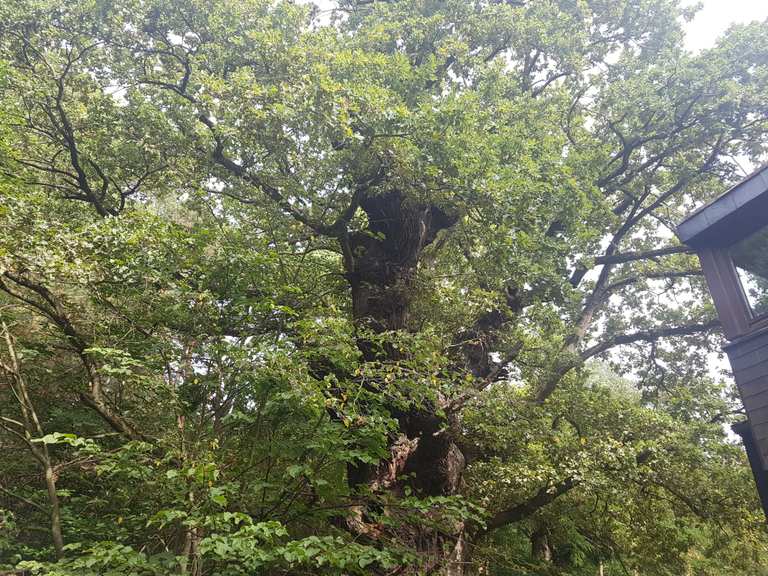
729 331 768 469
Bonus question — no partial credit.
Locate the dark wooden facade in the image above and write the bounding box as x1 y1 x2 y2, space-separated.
678 164 768 519
727 328 768 467
733 420 768 516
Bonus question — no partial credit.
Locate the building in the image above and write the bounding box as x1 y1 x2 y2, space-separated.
678 164 768 517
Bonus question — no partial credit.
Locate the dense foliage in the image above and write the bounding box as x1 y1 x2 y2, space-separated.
1 0 768 574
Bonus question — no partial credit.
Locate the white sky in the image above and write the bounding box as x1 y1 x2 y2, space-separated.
684 0 768 51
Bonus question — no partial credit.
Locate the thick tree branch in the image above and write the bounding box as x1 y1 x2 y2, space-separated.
580 319 721 361
592 245 693 266
482 476 578 533
601 269 703 295
535 318 720 404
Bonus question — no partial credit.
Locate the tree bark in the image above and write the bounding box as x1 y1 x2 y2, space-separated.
341 190 467 573
531 527 552 563
43 464 65 559
445 528 468 576
345 190 458 334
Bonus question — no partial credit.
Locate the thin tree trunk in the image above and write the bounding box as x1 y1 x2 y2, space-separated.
0 320 64 558
44 464 65 558
446 528 468 576
531 527 552 563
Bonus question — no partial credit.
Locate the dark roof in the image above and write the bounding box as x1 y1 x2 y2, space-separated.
677 164 768 248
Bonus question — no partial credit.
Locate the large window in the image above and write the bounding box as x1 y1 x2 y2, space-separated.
731 226 768 318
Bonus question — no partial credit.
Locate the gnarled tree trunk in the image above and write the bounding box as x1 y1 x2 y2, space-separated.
341 190 468 574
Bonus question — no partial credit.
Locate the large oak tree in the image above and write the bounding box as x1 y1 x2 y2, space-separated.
1 0 768 574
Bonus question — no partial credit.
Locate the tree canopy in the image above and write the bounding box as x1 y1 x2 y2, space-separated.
1 0 767 574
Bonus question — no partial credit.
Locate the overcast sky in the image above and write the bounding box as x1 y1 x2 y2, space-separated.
684 0 768 51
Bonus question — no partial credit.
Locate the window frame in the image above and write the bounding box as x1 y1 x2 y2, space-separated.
700 233 768 341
